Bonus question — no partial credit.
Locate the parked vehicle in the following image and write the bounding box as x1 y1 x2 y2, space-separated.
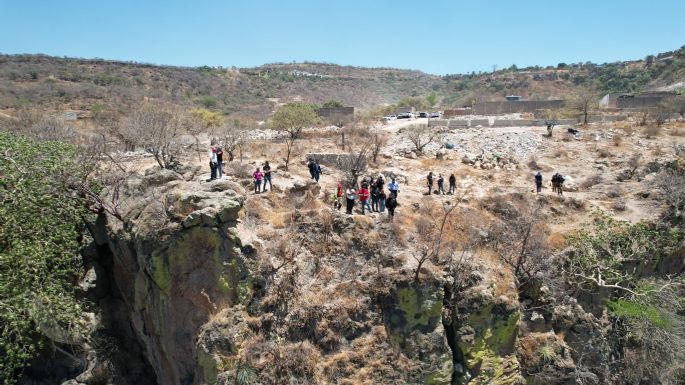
397 112 412 119
418 112 428 118
383 115 397 121
430 112 441 118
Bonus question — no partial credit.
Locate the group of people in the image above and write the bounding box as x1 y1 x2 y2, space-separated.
252 162 272 193
535 171 565 195
426 172 457 195
333 175 401 217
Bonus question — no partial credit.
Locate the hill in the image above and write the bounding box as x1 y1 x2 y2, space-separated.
0 46 684 119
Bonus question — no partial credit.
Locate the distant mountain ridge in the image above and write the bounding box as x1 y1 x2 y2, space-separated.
0 46 683 119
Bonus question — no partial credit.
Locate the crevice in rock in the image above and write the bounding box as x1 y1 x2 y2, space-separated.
442 282 467 385
88 217 159 385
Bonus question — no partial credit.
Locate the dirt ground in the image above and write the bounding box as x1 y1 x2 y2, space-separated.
123 118 685 238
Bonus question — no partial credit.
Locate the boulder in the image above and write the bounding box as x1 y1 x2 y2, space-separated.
436 148 453 160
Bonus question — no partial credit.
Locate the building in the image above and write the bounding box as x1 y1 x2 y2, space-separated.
317 107 354 119
600 91 681 109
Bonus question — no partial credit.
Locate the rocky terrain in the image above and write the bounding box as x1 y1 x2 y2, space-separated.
9 111 684 385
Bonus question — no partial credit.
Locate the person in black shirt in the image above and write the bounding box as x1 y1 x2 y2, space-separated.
535 171 542 193
262 161 272 192
448 174 456 195
215 146 224 179
386 194 397 217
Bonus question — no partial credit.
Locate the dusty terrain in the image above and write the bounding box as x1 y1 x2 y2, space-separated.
167 118 684 230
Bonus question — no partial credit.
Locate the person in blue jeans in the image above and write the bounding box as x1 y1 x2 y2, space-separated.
378 189 387 213
262 161 272 192
215 146 224 179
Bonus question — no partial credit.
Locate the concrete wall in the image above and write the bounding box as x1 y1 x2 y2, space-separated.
443 109 471 117
448 120 468 128
470 119 490 127
493 119 537 127
428 119 448 127
318 107 354 119
616 96 666 109
473 100 565 115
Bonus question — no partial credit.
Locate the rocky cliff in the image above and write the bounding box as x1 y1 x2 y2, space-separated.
23 167 682 385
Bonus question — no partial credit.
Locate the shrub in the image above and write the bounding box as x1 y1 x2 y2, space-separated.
643 125 660 138
0 132 89 384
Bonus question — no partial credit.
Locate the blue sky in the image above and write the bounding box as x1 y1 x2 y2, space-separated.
1 0 683 74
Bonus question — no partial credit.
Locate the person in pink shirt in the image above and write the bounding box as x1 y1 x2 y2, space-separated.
252 167 264 194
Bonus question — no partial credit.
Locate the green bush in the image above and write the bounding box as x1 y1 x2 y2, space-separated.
0 132 89 384
608 299 672 330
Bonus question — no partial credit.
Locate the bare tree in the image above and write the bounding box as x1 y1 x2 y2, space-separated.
571 85 600 125
268 104 320 170
2 109 75 142
405 124 442 154
370 128 388 163
657 168 685 221
214 123 248 162
413 191 468 282
488 201 550 288
337 142 370 185
184 108 223 161
119 104 184 169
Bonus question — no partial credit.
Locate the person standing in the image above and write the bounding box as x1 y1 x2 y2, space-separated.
252 167 263 194
371 183 380 212
358 183 371 214
345 185 357 214
336 180 344 210
209 146 218 180
448 174 456 195
387 178 400 198
556 173 565 196
551 173 559 194
535 171 543 194
262 161 272 192
437 174 445 195
386 193 397 217
307 159 316 179
376 175 385 191
378 189 387 213
215 146 224 179
427 172 434 195
313 161 321 182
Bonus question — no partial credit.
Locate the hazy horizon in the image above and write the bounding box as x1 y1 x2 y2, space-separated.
1 0 684 75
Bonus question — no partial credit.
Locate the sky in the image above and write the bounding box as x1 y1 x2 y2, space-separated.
1 0 683 75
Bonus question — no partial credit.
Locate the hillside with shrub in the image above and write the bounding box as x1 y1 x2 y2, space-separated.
1 46 683 120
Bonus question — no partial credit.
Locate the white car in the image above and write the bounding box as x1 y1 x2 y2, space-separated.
383 115 397 121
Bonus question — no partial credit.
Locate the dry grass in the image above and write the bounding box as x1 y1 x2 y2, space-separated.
643 125 661 138
419 157 445 168
612 133 623 147
651 146 664 156
547 233 566 250
668 126 685 137
596 146 613 158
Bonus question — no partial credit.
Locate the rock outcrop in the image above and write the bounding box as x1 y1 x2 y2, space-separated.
80 170 249 385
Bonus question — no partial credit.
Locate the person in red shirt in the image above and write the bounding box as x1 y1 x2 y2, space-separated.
358 184 371 214
336 180 344 210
